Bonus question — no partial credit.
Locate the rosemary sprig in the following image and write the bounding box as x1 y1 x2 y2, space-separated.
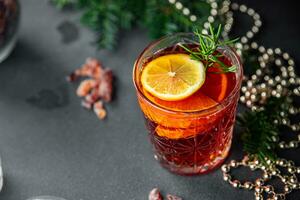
179 24 239 73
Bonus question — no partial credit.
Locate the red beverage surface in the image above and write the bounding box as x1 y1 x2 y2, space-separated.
136 45 240 175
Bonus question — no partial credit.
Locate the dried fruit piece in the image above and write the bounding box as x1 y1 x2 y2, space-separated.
76 79 97 97
166 194 182 200
81 100 92 110
98 69 113 102
67 58 113 120
93 101 107 120
149 188 163 200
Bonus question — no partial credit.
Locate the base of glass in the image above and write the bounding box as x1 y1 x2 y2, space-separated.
155 143 231 176
0 35 17 63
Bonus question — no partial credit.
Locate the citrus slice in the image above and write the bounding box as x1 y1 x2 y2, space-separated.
141 54 206 101
145 90 217 112
199 64 229 102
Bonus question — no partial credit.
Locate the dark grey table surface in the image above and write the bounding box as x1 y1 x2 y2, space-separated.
0 1 300 199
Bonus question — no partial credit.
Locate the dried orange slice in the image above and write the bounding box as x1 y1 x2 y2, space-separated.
141 54 206 101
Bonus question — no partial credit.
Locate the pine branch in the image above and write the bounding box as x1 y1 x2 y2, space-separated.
237 96 292 163
52 0 216 49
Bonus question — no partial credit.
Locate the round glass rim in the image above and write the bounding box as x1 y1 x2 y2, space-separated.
133 32 243 115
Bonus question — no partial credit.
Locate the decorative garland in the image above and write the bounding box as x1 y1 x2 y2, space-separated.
167 0 300 199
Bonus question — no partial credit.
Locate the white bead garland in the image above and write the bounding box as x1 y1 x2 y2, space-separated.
166 0 300 198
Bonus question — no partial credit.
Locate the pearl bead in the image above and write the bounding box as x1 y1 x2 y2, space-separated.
253 13 260 20
190 15 197 22
268 79 274 85
255 69 262 76
241 86 247 92
262 54 269 60
244 182 253 189
230 160 237 167
251 87 257 93
258 46 265 53
247 80 253 87
231 3 239 10
283 53 290 59
281 80 287 86
235 43 243 49
255 179 264 186
210 9 217 16
264 75 270 81
261 92 267 97
201 29 208 34
275 48 282 54
240 96 246 103
254 186 262 193
232 180 240 188
288 66 294 72
288 59 295 66
239 5 247 12
246 31 254 38
221 165 230 173
267 48 273 55
223 174 230 181
263 173 269 179
255 20 262 27
211 2 218 9
246 100 252 107
251 42 258 49
204 22 210 29
182 8 190 15
275 59 282 66
208 16 215 23
241 36 248 44
252 26 259 33
247 8 255 16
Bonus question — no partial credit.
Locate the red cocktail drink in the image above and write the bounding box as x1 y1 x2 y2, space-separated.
133 33 243 175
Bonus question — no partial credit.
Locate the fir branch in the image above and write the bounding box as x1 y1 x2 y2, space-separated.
52 0 215 49
237 97 291 163
179 24 239 73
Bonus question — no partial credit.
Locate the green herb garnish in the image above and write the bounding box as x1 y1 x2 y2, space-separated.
179 24 239 73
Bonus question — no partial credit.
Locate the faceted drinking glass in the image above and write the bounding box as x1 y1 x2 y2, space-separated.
133 33 243 175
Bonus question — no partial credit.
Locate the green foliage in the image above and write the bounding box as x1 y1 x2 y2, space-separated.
237 97 291 163
52 0 72 8
180 24 239 73
52 0 216 49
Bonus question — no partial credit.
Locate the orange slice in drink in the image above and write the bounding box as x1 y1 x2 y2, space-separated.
200 65 229 102
145 90 217 112
141 54 206 101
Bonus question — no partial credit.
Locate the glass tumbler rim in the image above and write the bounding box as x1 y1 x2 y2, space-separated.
133 32 243 116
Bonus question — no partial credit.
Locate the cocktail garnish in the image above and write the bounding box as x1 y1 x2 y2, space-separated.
179 24 239 73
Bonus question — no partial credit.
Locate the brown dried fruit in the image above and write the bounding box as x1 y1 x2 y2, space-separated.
81 100 93 110
149 188 163 200
93 101 107 120
166 194 182 200
76 79 97 97
98 68 113 102
67 58 113 120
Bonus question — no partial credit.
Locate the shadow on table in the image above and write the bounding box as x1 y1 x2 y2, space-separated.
0 40 70 110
